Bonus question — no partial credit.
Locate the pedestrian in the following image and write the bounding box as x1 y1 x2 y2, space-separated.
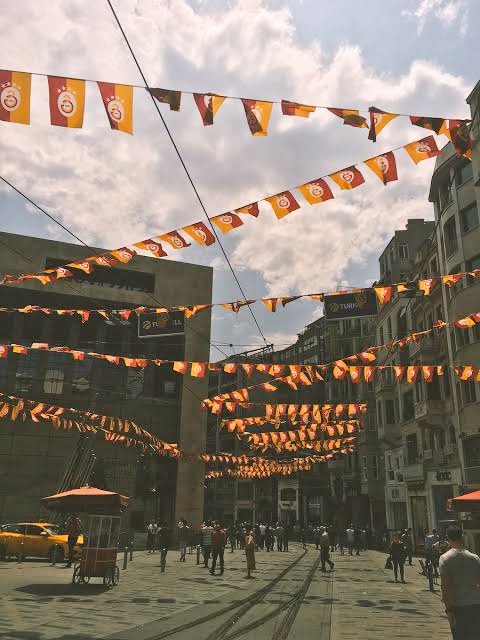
258 522 266 550
389 532 407 583
157 521 171 570
201 520 214 568
254 523 261 550
401 528 414 566
244 526 256 579
320 526 335 572
346 525 355 556
65 512 82 568
275 522 284 552
283 523 290 552
354 526 361 556
313 525 321 550
265 525 274 552
300 526 307 550
146 520 157 554
210 523 226 576
360 528 367 552
425 528 439 575
227 523 236 552
236 524 244 550
177 518 189 562
338 528 346 555
328 524 337 552
439 524 480 640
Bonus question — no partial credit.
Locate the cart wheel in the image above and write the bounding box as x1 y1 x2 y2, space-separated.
112 565 120 586
103 567 113 587
72 566 82 585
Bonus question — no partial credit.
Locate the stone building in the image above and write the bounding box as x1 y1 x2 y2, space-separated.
0 232 212 529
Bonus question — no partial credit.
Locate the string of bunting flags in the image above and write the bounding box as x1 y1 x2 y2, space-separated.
0 69 472 152
0 133 469 288
223 417 361 435
1 270 478 317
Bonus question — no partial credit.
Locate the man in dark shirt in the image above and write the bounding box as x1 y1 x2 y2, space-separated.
65 513 82 568
210 524 226 575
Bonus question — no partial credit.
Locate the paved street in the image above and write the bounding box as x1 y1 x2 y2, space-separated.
0 544 451 640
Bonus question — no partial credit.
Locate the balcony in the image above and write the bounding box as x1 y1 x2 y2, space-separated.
414 399 445 421
465 466 480 484
403 462 425 488
408 335 445 359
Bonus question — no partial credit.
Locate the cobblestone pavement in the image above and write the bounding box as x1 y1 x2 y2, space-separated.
0 546 452 640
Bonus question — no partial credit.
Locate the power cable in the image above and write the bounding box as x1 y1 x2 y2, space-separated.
105 0 270 350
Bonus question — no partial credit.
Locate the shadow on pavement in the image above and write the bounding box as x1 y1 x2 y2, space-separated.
15 583 109 596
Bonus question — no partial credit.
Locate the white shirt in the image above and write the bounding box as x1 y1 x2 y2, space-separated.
147 523 158 534
259 525 266 535
346 528 355 543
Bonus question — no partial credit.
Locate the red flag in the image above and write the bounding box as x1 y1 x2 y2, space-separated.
241 99 273 136
97 82 133 134
409 116 445 135
447 120 472 158
281 100 316 118
193 93 225 125
148 87 181 111
368 107 398 142
0 70 31 124
182 222 216 246
374 287 392 305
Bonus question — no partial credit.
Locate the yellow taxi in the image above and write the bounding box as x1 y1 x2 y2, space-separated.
0 522 83 562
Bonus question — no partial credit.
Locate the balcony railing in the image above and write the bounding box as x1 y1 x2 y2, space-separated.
403 462 425 487
414 399 444 420
408 335 444 359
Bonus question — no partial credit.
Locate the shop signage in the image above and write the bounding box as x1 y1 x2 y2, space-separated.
138 311 185 338
324 289 378 321
436 471 452 482
388 485 406 502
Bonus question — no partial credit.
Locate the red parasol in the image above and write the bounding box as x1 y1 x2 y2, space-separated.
41 486 129 514
448 490 480 512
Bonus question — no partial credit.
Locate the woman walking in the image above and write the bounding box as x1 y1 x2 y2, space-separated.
389 532 407 583
244 526 256 579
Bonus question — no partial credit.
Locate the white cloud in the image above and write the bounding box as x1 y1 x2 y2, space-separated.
0 0 472 349
402 0 469 35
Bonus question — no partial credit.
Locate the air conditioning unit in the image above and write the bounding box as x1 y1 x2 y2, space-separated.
423 449 433 460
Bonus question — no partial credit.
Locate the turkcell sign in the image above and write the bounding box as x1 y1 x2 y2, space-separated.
324 289 378 321
138 311 185 338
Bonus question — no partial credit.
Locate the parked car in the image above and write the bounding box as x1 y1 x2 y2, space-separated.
0 522 83 562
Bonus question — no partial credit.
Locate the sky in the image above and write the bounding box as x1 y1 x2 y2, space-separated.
0 0 478 359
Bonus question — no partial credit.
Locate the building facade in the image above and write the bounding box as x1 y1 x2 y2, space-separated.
0 232 212 529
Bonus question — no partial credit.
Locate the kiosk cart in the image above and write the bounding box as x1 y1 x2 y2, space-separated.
41 486 129 587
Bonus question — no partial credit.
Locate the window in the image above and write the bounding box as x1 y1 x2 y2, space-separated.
372 455 379 480
430 257 439 276
406 434 418 464
456 161 473 186
398 243 409 259
72 359 92 394
386 399 395 424
15 351 40 394
379 326 384 345
463 381 477 405
25 525 44 536
460 203 479 234
436 305 443 322
44 353 68 395
377 401 383 425
438 180 453 208
362 456 368 480
444 217 458 256
455 326 470 350
387 317 393 340
238 481 254 500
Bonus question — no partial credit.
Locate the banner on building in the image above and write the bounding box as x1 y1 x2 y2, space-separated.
137 311 185 338
324 289 378 321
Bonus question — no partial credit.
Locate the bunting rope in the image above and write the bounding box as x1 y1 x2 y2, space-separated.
222 418 362 434
1 270 478 317
0 134 466 288
0 68 471 143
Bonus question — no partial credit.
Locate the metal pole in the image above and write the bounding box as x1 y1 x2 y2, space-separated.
123 547 128 570
129 542 133 561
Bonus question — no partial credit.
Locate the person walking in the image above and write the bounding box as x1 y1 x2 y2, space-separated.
265 525 274 552
425 528 440 576
201 520 214 568
328 524 337 552
338 527 346 555
319 526 335 572
283 523 290 552
439 524 480 639
244 526 256 579
258 522 266 550
146 520 157 554
157 522 171 570
227 523 236 552
300 526 307 550
401 528 414 566
354 526 361 556
389 532 407 583
346 525 355 556
177 518 189 562
275 522 284 552
65 513 82 568
313 525 321 550
210 524 226 576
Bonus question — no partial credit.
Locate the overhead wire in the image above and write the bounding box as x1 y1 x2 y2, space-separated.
105 0 270 350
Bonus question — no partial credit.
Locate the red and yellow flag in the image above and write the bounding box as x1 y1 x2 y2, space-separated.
133 239 167 257
182 222 216 246
193 93 225 126
443 273 464 287
328 108 368 128
368 107 398 142
265 191 300 219
0 70 31 124
191 362 206 378
329 166 365 190
241 99 273 136
447 120 472 158
97 82 133 134
404 135 442 164
409 115 445 134
158 231 191 249
235 202 260 217
298 178 334 204
148 87 181 112
48 76 85 128
418 278 437 295
110 247 137 264
281 100 316 118
364 151 398 185
211 213 244 234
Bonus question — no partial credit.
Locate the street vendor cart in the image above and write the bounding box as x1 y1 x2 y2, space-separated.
41 486 129 587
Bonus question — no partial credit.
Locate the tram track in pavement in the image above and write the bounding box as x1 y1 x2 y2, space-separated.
143 548 329 640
